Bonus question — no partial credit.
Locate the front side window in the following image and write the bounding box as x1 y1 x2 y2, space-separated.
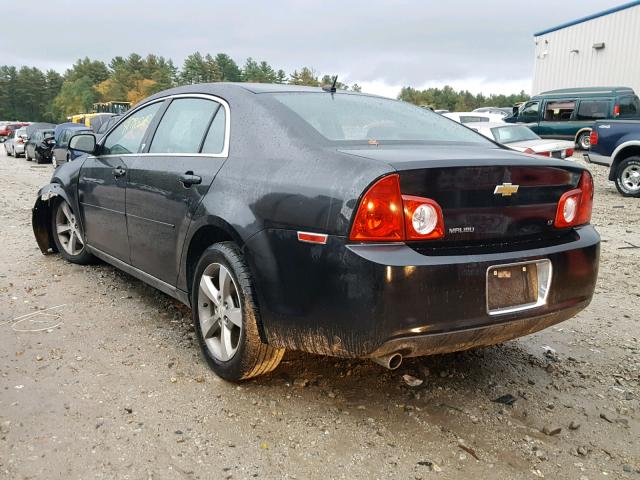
576 100 610 120
149 98 220 154
520 101 539 117
103 102 161 155
271 93 490 144
619 96 640 116
544 101 576 121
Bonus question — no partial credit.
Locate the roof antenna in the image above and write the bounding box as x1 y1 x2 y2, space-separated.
322 75 338 93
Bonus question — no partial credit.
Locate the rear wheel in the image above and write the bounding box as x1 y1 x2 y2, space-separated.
25 148 31 161
192 242 284 381
51 198 95 264
34 150 43 164
577 131 590 150
615 157 640 198
6 146 12 157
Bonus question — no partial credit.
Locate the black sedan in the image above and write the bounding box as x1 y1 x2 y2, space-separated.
32 83 600 381
25 128 56 163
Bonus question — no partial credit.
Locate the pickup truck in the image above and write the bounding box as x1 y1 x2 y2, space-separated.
586 119 640 197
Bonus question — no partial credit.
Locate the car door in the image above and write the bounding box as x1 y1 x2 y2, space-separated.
126 96 229 285
509 100 540 132
537 99 578 139
78 101 163 262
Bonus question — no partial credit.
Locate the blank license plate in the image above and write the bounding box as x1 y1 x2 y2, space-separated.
487 262 539 313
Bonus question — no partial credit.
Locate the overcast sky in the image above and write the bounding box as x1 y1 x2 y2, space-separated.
2 0 621 97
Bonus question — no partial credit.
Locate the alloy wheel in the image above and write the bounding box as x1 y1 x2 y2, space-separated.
55 201 85 256
620 164 640 194
198 263 243 361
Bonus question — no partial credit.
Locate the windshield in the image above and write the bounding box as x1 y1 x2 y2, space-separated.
271 93 491 144
491 125 540 144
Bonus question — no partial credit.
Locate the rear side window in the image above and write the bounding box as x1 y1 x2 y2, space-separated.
576 100 610 120
149 98 219 154
459 115 489 123
619 96 640 116
544 101 575 121
201 108 226 154
103 102 161 155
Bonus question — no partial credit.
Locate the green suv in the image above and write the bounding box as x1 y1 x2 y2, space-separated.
505 87 640 150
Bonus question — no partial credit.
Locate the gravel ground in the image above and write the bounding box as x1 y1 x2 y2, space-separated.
0 147 638 480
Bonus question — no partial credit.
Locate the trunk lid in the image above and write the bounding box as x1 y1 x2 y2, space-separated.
340 144 584 244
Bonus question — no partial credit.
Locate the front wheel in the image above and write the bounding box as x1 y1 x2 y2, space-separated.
192 242 284 381
615 157 640 198
577 131 590 150
25 149 31 161
51 198 95 264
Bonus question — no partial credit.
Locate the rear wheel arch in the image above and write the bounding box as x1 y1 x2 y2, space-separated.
184 222 240 298
609 144 640 181
575 128 592 149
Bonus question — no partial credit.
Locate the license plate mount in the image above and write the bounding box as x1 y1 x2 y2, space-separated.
486 260 552 315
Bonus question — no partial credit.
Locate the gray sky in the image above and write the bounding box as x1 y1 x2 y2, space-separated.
1 0 621 97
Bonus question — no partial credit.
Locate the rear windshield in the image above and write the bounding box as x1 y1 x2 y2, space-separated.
491 125 539 143
271 93 490 144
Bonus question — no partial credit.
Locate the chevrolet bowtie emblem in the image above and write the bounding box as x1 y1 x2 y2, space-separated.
494 183 519 196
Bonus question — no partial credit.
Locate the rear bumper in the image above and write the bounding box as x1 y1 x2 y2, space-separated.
244 226 600 358
584 152 612 167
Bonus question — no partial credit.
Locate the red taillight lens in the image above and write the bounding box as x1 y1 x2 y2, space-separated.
589 130 598 146
524 147 535 154
554 171 593 228
402 196 444 240
349 175 445 242
614 104 620 116
349 174 404 241
566 148 574 157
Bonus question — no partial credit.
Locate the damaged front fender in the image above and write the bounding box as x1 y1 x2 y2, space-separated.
32 183 69 254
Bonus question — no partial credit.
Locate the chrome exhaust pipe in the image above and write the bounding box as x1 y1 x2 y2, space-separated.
372 352 403 370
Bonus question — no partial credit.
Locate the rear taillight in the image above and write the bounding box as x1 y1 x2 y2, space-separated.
349 174 444 242
566 148 574 157
554 171 593 228
614 104 620 116
524 148 535 154
17 138 23 144
589 130 598 146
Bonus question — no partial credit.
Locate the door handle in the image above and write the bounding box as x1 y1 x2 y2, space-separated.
179 172 202 187
112 167 126 178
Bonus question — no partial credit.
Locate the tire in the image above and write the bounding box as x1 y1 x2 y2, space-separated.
25 148 31 161
6 147 12 157
35 150 43 164
52 154 57 168
192 242 284 381
576 131 590 150
614 156 640 198
50 198 95 264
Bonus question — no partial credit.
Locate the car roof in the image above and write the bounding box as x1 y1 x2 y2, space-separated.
143 82 384 104
469 122 513 128
533 86 635 98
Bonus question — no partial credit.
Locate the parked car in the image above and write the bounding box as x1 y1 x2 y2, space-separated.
24 123 56 161
504 86 640 150
32 84 600 381
443 112 505 124
0 122 29 142
473 107 513 117
25 128 56 163
586 119 640 197
87 113 116 132
52 123 92 167
5 127 28 156
469 123 575 159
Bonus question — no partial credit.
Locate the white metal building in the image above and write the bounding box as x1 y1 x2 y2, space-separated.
532 1 640 95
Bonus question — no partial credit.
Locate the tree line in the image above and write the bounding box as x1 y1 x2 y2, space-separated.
0 52 529 122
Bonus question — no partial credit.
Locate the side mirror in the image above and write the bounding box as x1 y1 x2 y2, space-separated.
69 133 96 154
